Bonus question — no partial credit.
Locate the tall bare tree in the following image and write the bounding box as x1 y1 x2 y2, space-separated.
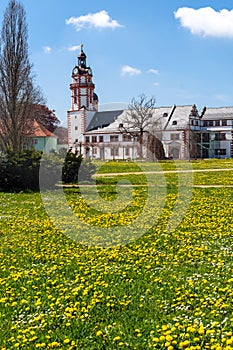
0 0 43 152
119 94 165 159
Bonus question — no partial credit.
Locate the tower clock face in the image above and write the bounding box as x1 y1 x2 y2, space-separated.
73 67 78 75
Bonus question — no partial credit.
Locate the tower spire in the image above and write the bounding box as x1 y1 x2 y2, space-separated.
78 44 86 68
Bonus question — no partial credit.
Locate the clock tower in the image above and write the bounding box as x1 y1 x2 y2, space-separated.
68 45 98 149
70 44 98 112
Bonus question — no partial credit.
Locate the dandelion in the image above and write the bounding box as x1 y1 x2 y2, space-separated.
96 330 103 336
113 336 121 341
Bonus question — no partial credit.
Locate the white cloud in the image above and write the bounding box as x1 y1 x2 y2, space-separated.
68 45 81 52
121 65 142 76
43 46 52 54
174 7 233 38
147 68 159 74
66 10 123 31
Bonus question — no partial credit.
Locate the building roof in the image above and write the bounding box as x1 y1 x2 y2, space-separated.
202 106 233 120
29 120 57 138
151 105 193 130
85 106 194 134
83 105 233 135
86 110 124 132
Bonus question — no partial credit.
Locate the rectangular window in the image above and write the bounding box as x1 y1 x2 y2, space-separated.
85 136 90 143
215 120 220 126
75 126 78 130
220 133 226 141
202 133 209 142
99 135 104 142
123 134 131 142
110 135 119 142
111 148 119 156
214 132 227 142
125 148 130 156
209 121 213 126
195 133 201 143
170 133 180 140
93 148 97 155
92 136 97 143
215 149 226 156
222 120 227 126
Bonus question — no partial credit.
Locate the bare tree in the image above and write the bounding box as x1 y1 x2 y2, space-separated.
0 0 43 152
119 94 165 159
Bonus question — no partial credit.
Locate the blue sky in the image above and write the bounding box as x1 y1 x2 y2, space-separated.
1 0 233 125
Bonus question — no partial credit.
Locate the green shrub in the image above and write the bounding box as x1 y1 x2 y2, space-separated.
0 150 62 191
0 150 41 191
0 150 96 191
62 151 96 183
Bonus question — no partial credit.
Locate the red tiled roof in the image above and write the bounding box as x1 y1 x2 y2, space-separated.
29 120 57 138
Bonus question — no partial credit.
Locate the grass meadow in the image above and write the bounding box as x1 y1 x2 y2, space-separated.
0 159 233 349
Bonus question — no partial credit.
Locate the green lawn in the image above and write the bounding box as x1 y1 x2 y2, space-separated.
0 159 233 349
93 158 233 173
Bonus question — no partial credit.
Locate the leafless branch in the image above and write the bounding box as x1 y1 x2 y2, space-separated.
0 0 44 152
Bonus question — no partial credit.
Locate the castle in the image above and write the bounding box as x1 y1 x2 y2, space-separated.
68 46 233 160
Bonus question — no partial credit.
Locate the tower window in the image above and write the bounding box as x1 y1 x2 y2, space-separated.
75 126 78 130
170 133 180 140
